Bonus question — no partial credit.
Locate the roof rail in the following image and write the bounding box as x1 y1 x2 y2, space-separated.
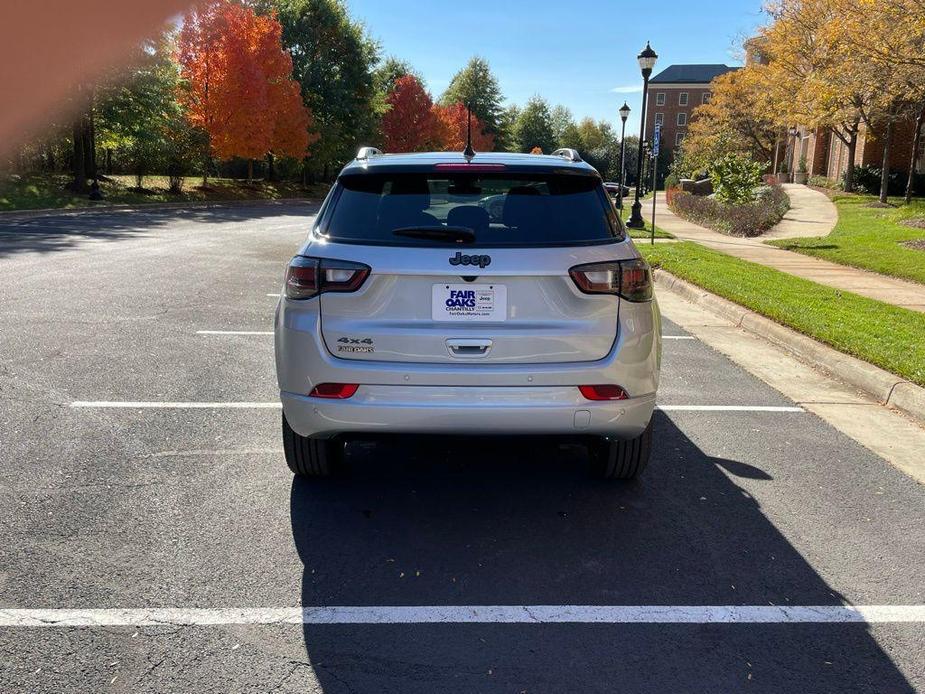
551 148 582 162
356 146 383 160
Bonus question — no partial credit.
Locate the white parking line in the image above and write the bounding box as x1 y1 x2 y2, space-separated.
662 335 696 340
196 330 273 335
1 605 922 627
70 401 282 409
267 293 280 297
68 401 805 412
658 405 804 412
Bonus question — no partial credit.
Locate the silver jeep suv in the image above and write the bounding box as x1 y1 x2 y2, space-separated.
275 148 661 479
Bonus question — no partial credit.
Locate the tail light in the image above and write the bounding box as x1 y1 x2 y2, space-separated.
309 383 359 399
569 258 653 302
578 384 629 401
285 257 370 300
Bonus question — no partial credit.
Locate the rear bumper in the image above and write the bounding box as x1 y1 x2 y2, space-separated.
281 386 656 439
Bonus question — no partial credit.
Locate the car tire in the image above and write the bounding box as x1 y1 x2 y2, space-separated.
282 413 344 477
589 420 653 480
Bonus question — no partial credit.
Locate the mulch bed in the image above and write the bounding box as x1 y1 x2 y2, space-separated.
902 239 925 251
900 217 925 229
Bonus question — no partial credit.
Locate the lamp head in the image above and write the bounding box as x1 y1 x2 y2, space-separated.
637 41 658 77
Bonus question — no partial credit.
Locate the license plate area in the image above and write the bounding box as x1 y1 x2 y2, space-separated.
432 283 507 322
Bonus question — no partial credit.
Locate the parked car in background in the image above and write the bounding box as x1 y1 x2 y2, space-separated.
604 182 630 198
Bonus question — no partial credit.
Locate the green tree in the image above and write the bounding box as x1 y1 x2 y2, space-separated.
550 105 576 147
513 96 556 153
96 37 192 189
439 57 504 147
271 0 380 179
496 104 520 151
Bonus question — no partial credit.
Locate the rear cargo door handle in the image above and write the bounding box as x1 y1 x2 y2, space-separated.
446 339 492 358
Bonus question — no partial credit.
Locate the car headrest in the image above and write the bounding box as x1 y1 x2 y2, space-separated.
446 205 490 236
502 186 543 228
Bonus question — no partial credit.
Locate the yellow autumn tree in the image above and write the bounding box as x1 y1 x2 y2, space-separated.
677 66 779 176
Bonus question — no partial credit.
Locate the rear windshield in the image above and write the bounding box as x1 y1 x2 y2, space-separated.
319 172 623 247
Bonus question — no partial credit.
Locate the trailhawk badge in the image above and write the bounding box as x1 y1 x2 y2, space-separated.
449 252 491 269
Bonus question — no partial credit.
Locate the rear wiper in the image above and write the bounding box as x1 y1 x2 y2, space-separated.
393 225 475 244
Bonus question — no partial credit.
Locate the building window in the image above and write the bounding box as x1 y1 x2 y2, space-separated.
679 92 689 106
675 132 684 146
677 112 687 126
702 93 711 105
654 113 664 126
655 92 666 106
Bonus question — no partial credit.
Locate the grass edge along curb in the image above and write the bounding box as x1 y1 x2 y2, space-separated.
652 269 925 425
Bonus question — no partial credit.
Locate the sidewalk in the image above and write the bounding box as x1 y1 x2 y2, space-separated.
653 184 925 313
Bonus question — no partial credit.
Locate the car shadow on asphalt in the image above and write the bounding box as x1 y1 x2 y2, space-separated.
0 203 318 258
289 411 911 693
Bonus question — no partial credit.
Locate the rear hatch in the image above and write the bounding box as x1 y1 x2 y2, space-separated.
314 168 630 365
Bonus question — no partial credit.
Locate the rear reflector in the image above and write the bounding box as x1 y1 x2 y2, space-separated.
578 384 629 401
308 383 359 399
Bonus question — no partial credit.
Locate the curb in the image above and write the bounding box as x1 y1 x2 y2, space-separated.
0 197 321 220
654 270 925 425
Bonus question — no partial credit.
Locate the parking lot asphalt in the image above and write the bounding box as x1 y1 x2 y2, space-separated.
1 204 923 693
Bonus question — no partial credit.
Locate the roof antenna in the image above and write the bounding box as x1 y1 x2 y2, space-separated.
463 102 475 159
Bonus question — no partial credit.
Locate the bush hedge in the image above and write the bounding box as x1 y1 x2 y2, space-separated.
669 184 790 237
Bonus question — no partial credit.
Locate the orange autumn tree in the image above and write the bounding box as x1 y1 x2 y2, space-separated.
178 0 313 182
433 103 495 152
382 75 440 152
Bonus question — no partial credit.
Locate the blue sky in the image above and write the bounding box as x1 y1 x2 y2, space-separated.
350 0 767 137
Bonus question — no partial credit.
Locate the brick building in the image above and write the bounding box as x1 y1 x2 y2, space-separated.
747 36 924 187
644 64 738 163
782 120 924 186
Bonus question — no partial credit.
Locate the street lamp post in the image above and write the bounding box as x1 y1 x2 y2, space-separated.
627 42 658 228
617 102 630 209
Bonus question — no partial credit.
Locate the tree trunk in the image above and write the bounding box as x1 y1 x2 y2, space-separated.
266 153 275 182
85 107 97 179
879 116 894 204
844 130 857 193
905 104 924 204
247 158 254 184
44 142 55 171
72 118 87 192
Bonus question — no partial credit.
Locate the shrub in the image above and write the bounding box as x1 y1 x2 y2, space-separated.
808 175 842 190
669 183 790 237
847 165 905 196
709 153 765 205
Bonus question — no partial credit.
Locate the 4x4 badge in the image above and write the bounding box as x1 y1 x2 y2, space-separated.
449 251 491 268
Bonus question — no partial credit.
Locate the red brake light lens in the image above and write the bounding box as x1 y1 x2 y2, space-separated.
578 384 629 401
309 383 359 399
285 257 370 300
433 163 507 172
569 259 652 302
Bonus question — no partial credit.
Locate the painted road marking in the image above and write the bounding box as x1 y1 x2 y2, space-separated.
1 605 922 627
70 401 282 409
267 293 281 297
196 330 273 335
662 335 696 340
657 405 804 412
69 401 805 412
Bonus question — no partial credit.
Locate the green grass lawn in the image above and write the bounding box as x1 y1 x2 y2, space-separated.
641 241 925 387
627 220 673 240
0 173 329 212
767 195 925 285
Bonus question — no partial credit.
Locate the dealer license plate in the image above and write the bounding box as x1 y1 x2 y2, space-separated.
432 283 507 322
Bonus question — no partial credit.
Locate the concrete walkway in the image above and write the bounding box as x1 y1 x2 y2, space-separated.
653 184 925 313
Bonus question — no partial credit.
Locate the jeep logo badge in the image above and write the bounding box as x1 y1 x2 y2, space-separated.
449 251 491 269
